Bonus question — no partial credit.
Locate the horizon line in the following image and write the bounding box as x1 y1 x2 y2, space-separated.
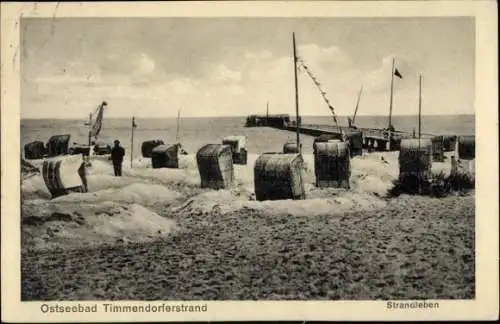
21 113 475 120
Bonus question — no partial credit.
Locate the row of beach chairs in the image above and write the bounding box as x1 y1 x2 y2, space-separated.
398 135 475 183
140 134 474 201
37 133 475 201
140 136 248 169
24 134 111 160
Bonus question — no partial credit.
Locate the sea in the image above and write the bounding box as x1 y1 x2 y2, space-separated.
21 115 475 158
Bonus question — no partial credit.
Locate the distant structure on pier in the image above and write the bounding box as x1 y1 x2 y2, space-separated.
245 114 292 129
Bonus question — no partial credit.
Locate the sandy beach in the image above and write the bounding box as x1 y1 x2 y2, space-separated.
20 152 475 300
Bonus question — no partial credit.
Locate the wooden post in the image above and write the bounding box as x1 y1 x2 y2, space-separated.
292 32 301 154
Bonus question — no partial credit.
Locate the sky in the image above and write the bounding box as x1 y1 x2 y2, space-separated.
21 17 475 119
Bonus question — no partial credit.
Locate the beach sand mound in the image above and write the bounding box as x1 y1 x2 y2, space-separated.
56 183 183 208
22 200 177 251
21 194 474 300
171 189 253 217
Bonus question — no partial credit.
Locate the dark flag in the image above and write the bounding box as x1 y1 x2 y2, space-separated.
132 117 137 128
394 68 403 79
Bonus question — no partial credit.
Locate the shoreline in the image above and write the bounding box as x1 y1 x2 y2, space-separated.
20 113 476 121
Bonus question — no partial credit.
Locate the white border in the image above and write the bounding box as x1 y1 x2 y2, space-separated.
1 1 498 322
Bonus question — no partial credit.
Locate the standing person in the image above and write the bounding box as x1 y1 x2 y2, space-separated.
110 139 125 177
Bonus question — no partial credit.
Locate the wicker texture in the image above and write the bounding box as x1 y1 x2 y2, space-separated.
24 141 46 160
399 139 433 180
458 136 475 160
222 136 246 152
254 153 305 201
343 129 363 156
141 140 165 158
151 144 180 169
222 136 247 165
42 155 88 199
431 136 445 162
46 135 71 157
442 135 457 152
314 142 351 189
313 134 343 153
196 144 234 189
315 134 343 142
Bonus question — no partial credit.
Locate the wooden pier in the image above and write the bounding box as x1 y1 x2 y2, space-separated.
270 122 435 152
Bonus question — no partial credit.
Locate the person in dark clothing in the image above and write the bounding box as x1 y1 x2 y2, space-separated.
110 139 125 176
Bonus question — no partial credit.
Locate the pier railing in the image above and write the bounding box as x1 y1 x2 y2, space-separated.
286 123 435 140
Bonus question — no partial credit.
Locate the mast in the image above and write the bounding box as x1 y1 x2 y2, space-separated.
388 57 395 129
418 74 422 138
292 32 301 154
352 85 363 125
175 109 181 143
266 101 269 126
87 112 93 146
417 74 422 194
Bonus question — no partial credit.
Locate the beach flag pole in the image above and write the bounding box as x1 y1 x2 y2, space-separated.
175 109 181 143
352 85 363 126
418 74 422 139
387 57 396 151
266 101 269 126
388 57 395 130
418 74 423 194
292 32 301 155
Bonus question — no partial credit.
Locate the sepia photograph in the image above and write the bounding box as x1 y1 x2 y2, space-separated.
2 1 498 322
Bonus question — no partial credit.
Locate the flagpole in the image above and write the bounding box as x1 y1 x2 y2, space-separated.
352 85 363 125
388 57 395 129
387 57 396 151
292 32 301 154
266 101 269 126
418 74 422 139
417 74 422 194
175 109 181 143
130 116 135 169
